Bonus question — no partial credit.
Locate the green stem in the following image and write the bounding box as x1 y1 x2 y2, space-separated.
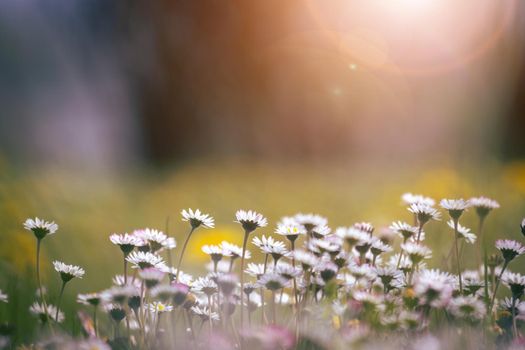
240 230 249 330
93 307 98 337
176 227 195 281
454 221 463 293
56 281 66 322
512 296 519 338
489 260 508 318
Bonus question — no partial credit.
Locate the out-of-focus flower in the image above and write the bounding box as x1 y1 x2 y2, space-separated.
257 273 289 291
0 290 7 303
77 293 101 306
401 243 432 264
440 199 470 220
191 305 219 321
181 208 215 229
353 222 374 235
30 302 64 323
139 267 165 288
447 296 486 321
402 193 435 207
293 213 327 231
469 197 500 218
149 301 173 313
192 276 218 296
413 269 455 308
275 222 306 242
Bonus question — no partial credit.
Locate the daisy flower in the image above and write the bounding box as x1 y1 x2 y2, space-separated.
245 263 266 278
192 277 218 296
292 250 319 269
401 242 432 265
133 228 169 252
24 217 58 239
469 197 500 218
401 193 435 207
311 225 331 239
503 272 525 299
275 222 307 243
252 235 288 255
440 199 470 221
126 251 166 269
235 210 268 233
53 261 85 282
110 233 144 255
202 244 225 263
274 261 301 280
0 290 7 303
105 304 127 323
216 273 238 296
521 218 525 237
447 296 486 321
314 259 338 282
139 267 165 288
413 269 455 308
389 221 418 241
77 293 101 306
335 227 370 247
496 239 525 263
30 302 64 323
370 239 392 257
221 241 251 260
353 222 374 235
257 273 289 291
408 203 441 226
191 305 220 321
149 301 173 313
181 208 215 229
293 213 328 231
447 220 476 244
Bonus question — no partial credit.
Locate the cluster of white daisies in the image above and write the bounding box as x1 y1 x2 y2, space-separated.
9 195 525 349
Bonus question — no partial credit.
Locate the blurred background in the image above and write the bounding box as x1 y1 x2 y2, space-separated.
1 0 525 342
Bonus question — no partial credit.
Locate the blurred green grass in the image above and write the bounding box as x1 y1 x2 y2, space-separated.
1 157 525 342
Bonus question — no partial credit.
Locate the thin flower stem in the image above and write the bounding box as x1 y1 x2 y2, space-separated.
124 258 128 285
240 230 249 331
489 260 508 318
261 254 269 324
271 290 277 324
93 307 98 337
56 281 66 322
176 227 195 281
36 239 50 319
454 221 463 293
208 295 213 335
512 296 519 338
